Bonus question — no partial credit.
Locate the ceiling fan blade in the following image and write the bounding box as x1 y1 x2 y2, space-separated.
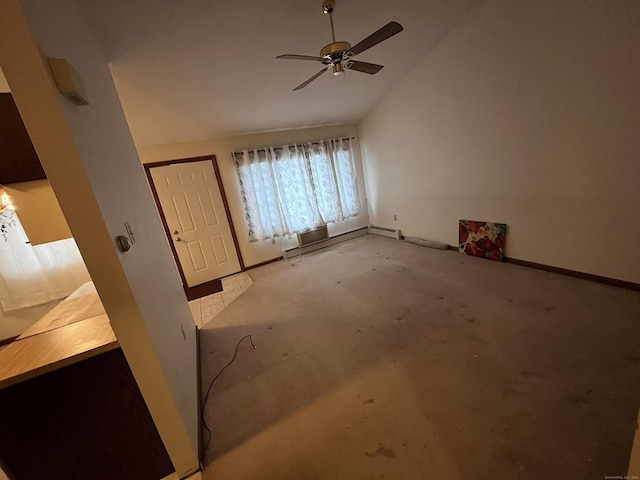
294 68 328 91
346 60 384 75
349 21 403 56
277 54 323 61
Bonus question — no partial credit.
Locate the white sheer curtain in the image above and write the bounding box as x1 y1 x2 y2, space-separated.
329 138 361 218
0 209 91 312
234 137 361 242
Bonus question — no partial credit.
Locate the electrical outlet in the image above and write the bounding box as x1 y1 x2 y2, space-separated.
393 214 397 221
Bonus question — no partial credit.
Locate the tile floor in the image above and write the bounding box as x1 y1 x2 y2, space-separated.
188 272 253 328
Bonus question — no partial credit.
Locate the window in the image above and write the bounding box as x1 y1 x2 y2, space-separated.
234 137 360 242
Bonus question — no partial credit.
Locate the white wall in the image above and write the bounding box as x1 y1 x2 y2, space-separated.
359 0 640 283
1 0 199 475
138 124 370 267
4 180 72 245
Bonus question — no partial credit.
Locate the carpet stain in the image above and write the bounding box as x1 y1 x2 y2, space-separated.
569 396 590 408
622 356 640 363
466 317 477 324
365 446 395 459
544 306 556 312
363 398 374 404
467 333 487 346
436 296 445 300
518 371 544 381
282 352 289 357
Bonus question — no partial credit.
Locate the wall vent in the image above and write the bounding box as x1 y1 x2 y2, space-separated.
297 225 329 247
368 225 401 240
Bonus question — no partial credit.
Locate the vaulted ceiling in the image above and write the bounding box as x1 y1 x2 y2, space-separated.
74 1 480 146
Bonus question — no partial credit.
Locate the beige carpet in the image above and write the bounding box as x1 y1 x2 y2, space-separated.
199 234 640 479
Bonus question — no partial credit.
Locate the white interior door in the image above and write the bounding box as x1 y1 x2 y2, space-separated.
150 159 241 287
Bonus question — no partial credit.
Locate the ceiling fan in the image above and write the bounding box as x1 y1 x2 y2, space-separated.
276 0 403 91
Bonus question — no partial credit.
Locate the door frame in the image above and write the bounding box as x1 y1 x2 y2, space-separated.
144 155 245 300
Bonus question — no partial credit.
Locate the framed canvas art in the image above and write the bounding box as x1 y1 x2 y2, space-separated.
459 220 506 262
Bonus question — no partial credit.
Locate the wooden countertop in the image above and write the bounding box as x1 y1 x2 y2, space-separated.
19 282 106 339
0 315 118 389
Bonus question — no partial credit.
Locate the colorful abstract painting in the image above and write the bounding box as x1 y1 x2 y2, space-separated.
459 220 507 262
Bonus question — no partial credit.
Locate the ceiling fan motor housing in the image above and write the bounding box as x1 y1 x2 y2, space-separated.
320 41 351 61
320 41 352 75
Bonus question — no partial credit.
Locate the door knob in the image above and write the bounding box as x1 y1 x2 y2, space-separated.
174 237 182 242
173 230 179 234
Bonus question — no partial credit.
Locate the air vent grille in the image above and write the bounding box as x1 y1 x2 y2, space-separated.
297 225 329 247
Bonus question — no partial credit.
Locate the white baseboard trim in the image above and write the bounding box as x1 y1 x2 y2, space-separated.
368 225 401 240
282 227 368 259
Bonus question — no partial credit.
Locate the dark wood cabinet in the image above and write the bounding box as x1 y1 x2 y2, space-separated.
0 348 175 480
0 93 47 184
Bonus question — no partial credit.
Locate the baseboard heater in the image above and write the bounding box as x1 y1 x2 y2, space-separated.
368 224 401 240
282 226 368 259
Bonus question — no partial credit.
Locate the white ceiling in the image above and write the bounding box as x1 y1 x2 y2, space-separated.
76 0 480 146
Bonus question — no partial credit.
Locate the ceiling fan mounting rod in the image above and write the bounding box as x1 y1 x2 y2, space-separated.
328 11 336 43
323 0 337 43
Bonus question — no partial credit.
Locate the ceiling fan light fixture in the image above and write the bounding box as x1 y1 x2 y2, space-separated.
332 63 345 75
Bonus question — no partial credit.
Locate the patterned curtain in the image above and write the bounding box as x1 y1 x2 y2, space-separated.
234 137 360 242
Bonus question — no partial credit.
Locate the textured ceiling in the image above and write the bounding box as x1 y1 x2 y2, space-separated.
77 0 480 146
